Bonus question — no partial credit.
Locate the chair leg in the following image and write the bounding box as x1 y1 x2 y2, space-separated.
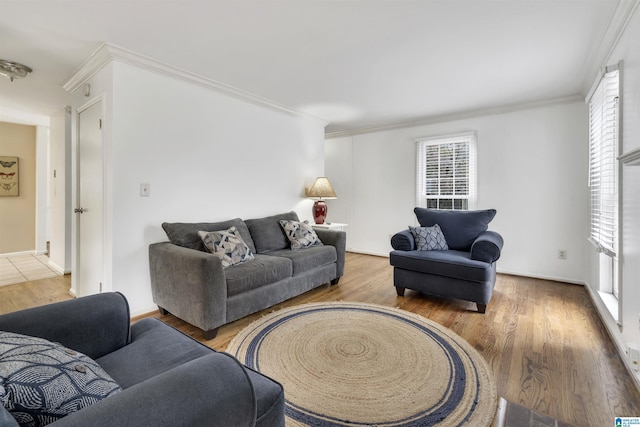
203 328 219 340
158 306 169 315
395 286 406 297
476 303 487 314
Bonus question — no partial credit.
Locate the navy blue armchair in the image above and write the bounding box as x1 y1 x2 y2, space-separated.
390 208 504 313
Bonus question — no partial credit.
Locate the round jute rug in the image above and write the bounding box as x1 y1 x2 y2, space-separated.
226 302 497 427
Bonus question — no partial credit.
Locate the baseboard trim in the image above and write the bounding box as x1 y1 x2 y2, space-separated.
47 260 70 275
496 269 585 286
584 283 640 393
0 250 35 259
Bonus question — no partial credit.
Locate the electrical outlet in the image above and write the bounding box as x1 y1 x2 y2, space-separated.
558 250 567 260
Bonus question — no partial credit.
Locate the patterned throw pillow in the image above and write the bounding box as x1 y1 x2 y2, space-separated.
409 224 449 251
198 226 255 268
0 331 121 427
279 220 323 250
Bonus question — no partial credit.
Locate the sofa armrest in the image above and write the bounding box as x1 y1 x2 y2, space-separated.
314 229 347 278
0 293 130 359
51 352 257 427
149 242 227 333
470 231 504 264
391 230 415 251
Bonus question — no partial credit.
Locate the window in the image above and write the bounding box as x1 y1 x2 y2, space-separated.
587 63 620 298
416 132 477 210
588 66 619 257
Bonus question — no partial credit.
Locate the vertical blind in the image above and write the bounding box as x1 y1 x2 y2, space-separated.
416 132 477 210
587 66 619 257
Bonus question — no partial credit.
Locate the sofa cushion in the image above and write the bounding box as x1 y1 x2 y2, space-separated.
162 218 256 254
95 318 212 389
225 254 293 297
414 208 496 251
279 219 323 250
268 245 337 276
245 212 299 253
389 250 494 283
409 224 448 251
0 331 121 426
198 227 255 268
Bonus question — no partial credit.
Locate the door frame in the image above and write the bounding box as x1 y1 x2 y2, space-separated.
71 95 108 297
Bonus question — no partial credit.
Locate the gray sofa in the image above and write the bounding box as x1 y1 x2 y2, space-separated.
0 292 284 427
149 211 346 339
390 208 503 313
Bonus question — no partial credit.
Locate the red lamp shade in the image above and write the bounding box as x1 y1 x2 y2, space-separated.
307 177 337 225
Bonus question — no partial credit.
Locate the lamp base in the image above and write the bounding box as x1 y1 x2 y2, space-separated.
313 200 328 224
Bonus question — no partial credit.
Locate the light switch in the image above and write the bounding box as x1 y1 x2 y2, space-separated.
140 183 150 197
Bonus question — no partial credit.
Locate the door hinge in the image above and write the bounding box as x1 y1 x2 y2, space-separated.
99 282 103 292
99 118 102 129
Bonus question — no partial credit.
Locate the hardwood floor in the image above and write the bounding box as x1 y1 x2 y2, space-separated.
2 252 639 426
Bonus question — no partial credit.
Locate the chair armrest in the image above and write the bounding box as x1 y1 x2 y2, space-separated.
51 352 257 427
314 229 347 278
470 231 504 263
149 242 227 332
1 407 19 427
391 230 415 251
0 292 130 359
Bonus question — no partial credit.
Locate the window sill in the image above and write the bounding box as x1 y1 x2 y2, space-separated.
597 291 619 324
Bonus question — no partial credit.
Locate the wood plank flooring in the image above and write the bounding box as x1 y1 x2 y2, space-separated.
2 252 639 426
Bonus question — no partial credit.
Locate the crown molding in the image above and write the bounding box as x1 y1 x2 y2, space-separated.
580 0 640 95
63 43 328 126
325 94 583 139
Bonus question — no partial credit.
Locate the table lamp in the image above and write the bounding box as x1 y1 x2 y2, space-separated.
307 177 337 224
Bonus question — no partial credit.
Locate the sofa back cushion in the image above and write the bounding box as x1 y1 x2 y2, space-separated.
245 211 299 253
414 208 496 251
162 218 256 254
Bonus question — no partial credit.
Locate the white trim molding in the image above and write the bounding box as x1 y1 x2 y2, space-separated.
581 0 640 95
325 95 583 139
64 43 328 126
619 147 640 165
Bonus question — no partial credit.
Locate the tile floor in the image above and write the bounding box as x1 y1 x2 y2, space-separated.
0 254 59 287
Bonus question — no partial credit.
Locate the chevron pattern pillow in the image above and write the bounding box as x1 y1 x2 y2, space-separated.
0 331 121 426
198 226 255 268
409 224 449 251
279 220 323 250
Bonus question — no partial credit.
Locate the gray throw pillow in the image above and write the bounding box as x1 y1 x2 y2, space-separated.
409 224 449 251
0 331 121 427
198 226 255 268
279 220 323 250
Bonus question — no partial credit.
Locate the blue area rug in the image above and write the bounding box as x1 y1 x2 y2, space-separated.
227 302 497 426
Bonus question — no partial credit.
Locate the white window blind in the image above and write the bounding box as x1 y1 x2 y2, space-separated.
416 132 477 210
587 66 619 257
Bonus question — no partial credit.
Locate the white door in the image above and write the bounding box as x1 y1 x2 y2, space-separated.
76 101 103 296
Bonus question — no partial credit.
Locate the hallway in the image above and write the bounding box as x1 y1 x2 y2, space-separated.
0 254 60 287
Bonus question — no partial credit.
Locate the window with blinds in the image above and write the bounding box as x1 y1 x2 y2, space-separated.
416 133 477 210
587 65 619 258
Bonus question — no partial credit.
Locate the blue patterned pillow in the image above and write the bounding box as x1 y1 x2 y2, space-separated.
198 226 255 268
409 224 449 251
279 220 323 250
0 331 121 426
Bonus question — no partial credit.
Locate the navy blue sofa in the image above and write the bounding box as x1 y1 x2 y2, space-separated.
0 293 285 427
389 208 504 313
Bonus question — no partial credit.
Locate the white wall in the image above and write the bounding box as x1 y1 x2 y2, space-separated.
70 59 326 315
326 101 589 284
585 4 640 384
48 107 71 274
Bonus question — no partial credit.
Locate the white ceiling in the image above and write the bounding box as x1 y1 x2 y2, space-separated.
0 0 626 134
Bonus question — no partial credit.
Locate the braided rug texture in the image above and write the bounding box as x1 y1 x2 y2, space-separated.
226 302 497 427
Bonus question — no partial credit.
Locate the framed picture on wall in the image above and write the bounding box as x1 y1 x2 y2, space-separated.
0 156 19 197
